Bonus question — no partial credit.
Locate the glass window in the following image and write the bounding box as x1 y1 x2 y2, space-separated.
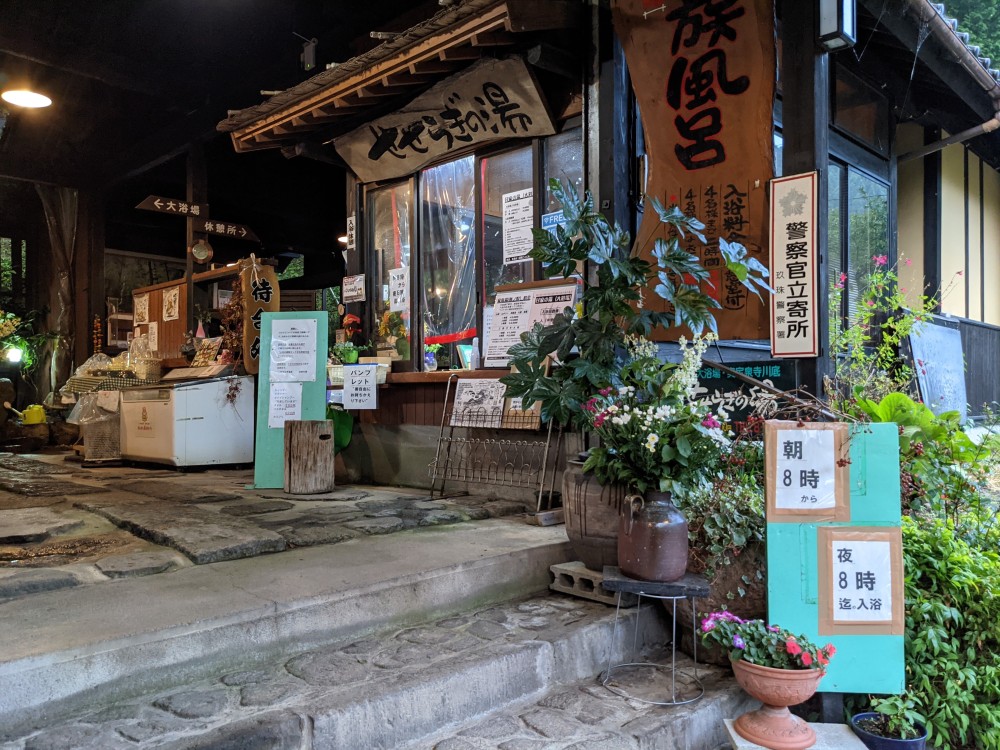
828 161 888 321
833 67 889 155
419 156 476 371
481 146 532 307
544 127 583 210
773 131 783 177
368 181 413 362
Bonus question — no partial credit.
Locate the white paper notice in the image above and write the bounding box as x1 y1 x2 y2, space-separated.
484 291 533 367
147 322 158 352
269 319 318 382
343 274 366 303
831 539 893 622
774 429 836 509
389 268 409 312
343 364 378 409
450 379 506 427
345 214 357 250
268 382 302 428
502 188 534 265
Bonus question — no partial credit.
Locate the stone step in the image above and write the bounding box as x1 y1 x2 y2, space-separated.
2 592 752 750
0 520 570 737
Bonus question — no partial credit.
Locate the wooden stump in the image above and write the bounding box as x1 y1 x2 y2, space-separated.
283 420 336 494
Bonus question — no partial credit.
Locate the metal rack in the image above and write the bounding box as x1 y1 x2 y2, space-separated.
428 374 561 511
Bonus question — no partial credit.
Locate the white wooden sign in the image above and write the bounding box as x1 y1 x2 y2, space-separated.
769 171 818 357
343 274 366 303
345 214 357 251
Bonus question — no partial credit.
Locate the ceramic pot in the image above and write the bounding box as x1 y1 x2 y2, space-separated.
730 659 824 750
562 461 626 571
618 491 688 582
850 713 928 750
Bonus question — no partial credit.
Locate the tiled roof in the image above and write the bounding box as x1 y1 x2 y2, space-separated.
932 3 1000 83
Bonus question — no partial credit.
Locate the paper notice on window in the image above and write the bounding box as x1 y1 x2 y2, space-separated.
389 268 409 312
343 274 366 303
268 381 302 428
502 188 534 265
269 318 318 382
484 292 533 367
343 364 378 409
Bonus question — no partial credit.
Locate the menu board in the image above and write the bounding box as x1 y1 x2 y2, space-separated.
484 281 578 367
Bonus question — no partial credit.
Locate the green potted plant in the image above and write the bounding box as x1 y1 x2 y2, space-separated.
502 179 771 569
331 340 368 365
850 695 928 749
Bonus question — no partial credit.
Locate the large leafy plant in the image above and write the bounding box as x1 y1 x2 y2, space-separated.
501 179 770 429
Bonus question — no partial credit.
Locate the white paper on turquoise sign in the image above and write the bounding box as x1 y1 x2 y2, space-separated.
269 319 318 382
774 429 836 509
268 381 302 428
831 540 892 622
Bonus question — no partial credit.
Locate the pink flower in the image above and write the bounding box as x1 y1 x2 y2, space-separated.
594 413 606 428
801 651 813 667
785 638 802 656
873 254 888 266
839 273 847 283
701 415 721 429
599 387 612 396
582 397 598 413
957 270 964 276
865 299 875 307
905 258 913 266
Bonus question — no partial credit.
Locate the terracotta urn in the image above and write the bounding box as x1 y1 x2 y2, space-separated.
730 658 824 750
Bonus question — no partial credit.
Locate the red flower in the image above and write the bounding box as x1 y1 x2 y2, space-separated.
785 638 802 656
823 644 836 657
801 652 813 667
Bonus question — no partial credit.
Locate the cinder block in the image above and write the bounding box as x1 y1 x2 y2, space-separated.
549 561 638 608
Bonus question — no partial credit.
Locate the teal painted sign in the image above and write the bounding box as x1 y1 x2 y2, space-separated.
766 422 905 694
253 311 329 489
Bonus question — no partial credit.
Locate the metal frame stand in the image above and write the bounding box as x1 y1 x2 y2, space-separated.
599 567 709 707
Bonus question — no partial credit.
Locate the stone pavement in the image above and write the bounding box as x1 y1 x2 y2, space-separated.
0 451 532 601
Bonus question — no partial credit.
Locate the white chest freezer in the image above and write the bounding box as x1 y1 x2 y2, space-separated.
119 375 255 466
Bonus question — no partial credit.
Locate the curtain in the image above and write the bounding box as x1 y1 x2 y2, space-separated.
35 184 78 396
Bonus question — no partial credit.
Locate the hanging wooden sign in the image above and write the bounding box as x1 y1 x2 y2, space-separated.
335 57 555 183
770 172 819 357
240 257 281 375
612 0 775 340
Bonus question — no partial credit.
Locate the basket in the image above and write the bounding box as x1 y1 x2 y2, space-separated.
132 357 162 381
81 416 121 462
327 363 388 386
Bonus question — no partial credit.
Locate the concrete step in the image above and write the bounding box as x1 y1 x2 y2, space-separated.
0 519 571 737
2 591 752 750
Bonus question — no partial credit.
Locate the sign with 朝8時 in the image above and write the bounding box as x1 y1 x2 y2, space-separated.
765 421 905 694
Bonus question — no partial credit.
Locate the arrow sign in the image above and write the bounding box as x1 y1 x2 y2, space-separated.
136 195 210 217
192 218 260 244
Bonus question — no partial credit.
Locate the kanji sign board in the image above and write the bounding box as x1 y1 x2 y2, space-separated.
137 195 209 217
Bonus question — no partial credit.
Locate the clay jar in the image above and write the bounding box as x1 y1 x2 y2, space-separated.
618 491 688 582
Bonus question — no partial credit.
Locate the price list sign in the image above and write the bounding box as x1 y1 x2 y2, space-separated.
765 421 849 522
818 527 904 635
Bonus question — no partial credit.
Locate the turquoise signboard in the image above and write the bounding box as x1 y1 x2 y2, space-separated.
766 421 905 694
253 311 329 489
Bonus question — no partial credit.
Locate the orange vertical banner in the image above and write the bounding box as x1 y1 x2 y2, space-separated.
613 0 776 340
240 256 281 375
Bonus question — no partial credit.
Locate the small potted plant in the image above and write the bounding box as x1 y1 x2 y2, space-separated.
701 610 835 750
423 343 442 372
331 340 367 365
850 695 928 749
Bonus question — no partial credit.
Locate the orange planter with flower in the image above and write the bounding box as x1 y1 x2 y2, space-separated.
701 610 835 750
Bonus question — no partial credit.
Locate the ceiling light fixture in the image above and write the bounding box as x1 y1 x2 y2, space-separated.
1 90 52 108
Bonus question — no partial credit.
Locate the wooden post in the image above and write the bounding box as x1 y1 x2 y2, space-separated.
283 420 336 494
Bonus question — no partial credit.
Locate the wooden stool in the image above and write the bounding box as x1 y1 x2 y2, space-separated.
283 420 336 494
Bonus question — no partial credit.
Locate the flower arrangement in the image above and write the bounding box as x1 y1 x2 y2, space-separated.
581 333 728 498
701 610 835 673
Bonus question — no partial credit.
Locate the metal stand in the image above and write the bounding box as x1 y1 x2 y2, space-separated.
599 567 710 707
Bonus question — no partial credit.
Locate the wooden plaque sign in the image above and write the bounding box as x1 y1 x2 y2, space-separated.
240 256 281 375
612 0 775 340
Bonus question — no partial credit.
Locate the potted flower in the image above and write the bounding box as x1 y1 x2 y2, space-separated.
502 179 771 570
850 695 928 749
701 610 836 750
582 333 728 581
423 343 442 372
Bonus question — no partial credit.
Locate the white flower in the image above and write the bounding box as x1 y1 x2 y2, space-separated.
645 433 659 452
